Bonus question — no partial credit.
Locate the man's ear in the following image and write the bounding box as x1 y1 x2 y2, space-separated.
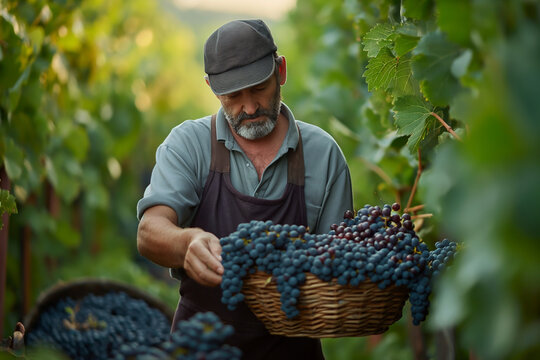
277 56 287 86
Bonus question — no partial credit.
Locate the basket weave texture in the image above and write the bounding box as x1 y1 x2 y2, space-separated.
243 272 409 338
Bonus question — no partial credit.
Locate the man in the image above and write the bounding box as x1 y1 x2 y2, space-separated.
137 19 353 359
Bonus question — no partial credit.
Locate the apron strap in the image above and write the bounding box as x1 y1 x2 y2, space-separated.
287 126 304 186
210 114 230 173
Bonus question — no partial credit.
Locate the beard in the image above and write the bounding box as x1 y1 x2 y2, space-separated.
223 83 282 140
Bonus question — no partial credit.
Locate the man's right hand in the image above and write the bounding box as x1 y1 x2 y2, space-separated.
183 229 224 287
137 205 224 287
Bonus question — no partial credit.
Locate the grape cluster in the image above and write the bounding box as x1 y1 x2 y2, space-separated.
428 239 458 278
27 291 241 359
165 312 241 360
118 312 241 360
219 203 458 325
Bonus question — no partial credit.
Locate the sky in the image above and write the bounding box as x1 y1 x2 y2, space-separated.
172 0 297 20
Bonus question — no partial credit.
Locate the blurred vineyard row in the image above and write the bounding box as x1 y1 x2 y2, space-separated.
2 0 540 359
0 0 218 339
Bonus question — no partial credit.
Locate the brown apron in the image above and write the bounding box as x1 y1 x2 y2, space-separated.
171 115 324 359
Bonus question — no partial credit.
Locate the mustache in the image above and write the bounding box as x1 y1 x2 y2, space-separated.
236 108 274 122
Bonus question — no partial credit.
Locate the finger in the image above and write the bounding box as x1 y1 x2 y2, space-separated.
203 248 224 275
185 256 222 286
210 240 222 260
208 237 223 272
191 234 223 274
185 237 222 283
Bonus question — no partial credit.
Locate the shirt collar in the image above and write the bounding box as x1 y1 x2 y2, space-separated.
215 103 300 152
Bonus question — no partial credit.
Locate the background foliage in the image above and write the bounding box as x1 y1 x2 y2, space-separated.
284 1 540 359
1 0 217 336
1 0 539 359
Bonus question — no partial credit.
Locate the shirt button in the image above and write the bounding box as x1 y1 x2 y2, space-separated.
246 162 250 167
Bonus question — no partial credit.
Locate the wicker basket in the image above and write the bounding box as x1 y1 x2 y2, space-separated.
243 272 409 338
24 277 175 335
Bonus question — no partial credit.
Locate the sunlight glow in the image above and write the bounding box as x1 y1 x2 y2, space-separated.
171 0 296 20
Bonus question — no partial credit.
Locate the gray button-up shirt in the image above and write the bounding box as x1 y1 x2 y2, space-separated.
137 103 353 234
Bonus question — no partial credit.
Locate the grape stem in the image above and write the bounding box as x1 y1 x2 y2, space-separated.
404 204 424 213
413 218 425 232
430 112 462 141
405 149 422 212
411 213 433 219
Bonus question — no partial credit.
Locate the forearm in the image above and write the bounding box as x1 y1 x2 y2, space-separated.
137 209 197 268
136 205 223 286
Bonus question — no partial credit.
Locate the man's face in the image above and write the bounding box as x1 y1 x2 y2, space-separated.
219 72 282 140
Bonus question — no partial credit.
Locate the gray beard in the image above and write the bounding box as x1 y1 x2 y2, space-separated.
224 85 282 140
233 117 276 140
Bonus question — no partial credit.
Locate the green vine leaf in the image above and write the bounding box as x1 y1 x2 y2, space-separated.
394 33 420 57
451 49 473 78
401 0 432 20
362 23 394 58
0 189 18 229
412 32 464 106
2 138 24 180
392 95 434 151
363 48 418 97
437 0 473 46
364 48 396 91
392 54 418 97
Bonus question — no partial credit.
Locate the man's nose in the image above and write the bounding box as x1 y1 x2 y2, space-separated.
241 93 258 115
